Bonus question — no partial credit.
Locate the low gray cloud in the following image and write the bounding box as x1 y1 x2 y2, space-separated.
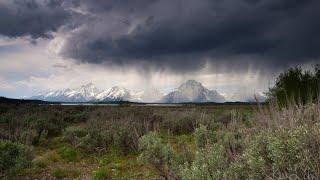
52 63 68 69
1 0 320 73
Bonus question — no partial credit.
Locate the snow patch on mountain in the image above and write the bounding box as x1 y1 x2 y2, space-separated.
96 86 131 101
162 80 226 103
32 83 101 102
32 83 164 102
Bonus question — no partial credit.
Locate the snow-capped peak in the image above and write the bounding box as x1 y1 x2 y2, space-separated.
31 83 101 102
179 80 203 90
162 80 225 103
96 86 130 101
66 83 100 98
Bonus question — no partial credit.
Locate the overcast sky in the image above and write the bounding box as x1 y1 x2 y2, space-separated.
0 0 319 98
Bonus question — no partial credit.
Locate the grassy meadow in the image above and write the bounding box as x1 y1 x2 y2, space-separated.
1 101 320 179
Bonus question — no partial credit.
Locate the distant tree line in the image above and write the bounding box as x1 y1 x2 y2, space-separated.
267 64 320 106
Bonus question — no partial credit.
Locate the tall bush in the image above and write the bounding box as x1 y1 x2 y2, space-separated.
267 65 320 106
0 140 33 174
138 132 177 179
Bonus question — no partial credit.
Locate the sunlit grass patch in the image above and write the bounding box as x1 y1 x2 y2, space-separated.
57 146 80 162
52 168 80 179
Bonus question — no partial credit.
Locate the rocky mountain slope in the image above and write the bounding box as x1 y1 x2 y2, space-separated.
162 80 225 103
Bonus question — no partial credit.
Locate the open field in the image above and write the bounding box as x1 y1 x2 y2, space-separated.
1 101 320 179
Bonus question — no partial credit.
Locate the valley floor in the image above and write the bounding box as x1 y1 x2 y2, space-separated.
1 103 320 179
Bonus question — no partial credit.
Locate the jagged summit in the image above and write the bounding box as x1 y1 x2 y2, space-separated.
71 83 100 97
32 83 101 102
179 80 202 89
96 86 131 101
162 80 225 103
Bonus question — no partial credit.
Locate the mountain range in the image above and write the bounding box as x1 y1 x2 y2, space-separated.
31 80 265 103
31 83 164 103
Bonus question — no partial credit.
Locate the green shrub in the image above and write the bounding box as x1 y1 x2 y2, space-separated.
0 140 33 174
226 134 268 179
194 125 208 149
0 108 75 145
47 151 62 162
52 168 80 179
34 160 48 169
175 135 194 165
75 133 100 153
66 109 152 154
138 132 177 179
71 121 147 153
113 125 138 152
225 126 320 179
218 131 243 159
180 144 227 180
99 130 113 148
63 111 88 123
92 167 111 180
0 112 13 124
62 126 106 153
58 146 79 162
33 117 66 138
266 126 316 178
194 125 217 149
163 115 198 135
62 126 88 145
19 129 38 145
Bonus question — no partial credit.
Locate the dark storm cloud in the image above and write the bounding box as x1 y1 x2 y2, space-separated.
58 0 320 73
0 0 70 38
1 0 319 73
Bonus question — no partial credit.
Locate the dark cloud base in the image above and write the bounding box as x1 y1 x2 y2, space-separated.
0 0 70 38
0 0 319 73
